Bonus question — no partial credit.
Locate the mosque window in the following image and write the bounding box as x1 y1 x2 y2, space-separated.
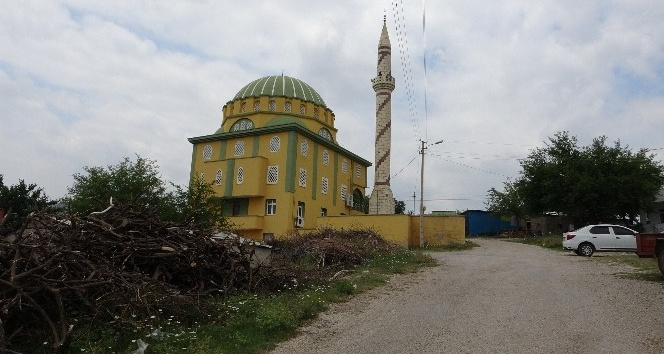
322 150 329 165
265 199 277 215
203 145 212 160
356 165 362 179
269 136 280 152
299 168 307 187
268 100 276 111
231 119 254 132
241 102 247 113
342 159 348 174
341 184 348 201
237 167 244 184
215 169 222 185
300 140 308 156
234 141 245 156
267 166 278 184
318 128 332 141
321 177 329 195
254 100 260 111
284 101 292 113
313 108 318 119
299 104 306 115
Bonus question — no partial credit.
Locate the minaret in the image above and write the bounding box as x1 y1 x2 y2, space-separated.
369 17 396 215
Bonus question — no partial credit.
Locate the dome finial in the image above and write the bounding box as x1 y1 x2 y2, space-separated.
383 12 386 25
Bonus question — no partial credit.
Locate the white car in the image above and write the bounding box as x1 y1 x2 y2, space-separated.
562 224 637 256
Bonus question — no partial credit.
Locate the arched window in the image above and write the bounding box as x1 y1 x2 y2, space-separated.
300 140 308 156
203 145 212 160
284 101 292 113
299 104 306 115
237 167 244 184
241 102 247 113
231 119 254 132
253 100 260 111
269 136 280 152
342 159 348 174
234 141 245 156
322 150 329 165
318 128 332 141
215 169 222 185
268 100 276 111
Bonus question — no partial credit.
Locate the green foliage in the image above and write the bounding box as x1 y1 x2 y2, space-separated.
487 132 664 225
394 198 406 214
508 235 564 250
421 240 481 252
0 175 52 235
66 155 229 232
66 155 167 214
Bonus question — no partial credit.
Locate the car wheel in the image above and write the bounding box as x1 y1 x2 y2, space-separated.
578 243 594 257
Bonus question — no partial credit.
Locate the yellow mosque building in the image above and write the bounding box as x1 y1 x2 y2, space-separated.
188 75 371 241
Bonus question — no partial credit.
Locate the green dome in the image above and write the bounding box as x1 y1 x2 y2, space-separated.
233 75 327 107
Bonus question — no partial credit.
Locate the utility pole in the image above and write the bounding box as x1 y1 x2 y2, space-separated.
419 139 443 247
412 192 416 215
419 140 426 247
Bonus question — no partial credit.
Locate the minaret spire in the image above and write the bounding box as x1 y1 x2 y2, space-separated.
369 18 396 215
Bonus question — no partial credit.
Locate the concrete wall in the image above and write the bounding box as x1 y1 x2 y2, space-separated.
317 214 465 248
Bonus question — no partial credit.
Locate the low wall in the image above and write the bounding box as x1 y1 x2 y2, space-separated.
317 214 465 247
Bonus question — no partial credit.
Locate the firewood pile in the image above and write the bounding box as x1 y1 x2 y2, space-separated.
0 204 264 351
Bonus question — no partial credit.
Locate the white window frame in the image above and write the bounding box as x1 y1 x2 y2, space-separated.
237 167 244 184
215 169 222 185
299 168 307 187
322 150 329 165
203 145 212 160
265 199 277 215
321 177 329 195
234 141 245 156
269 136 280 152
267 165 278 184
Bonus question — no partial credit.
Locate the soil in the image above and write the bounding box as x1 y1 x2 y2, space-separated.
270 238 664 354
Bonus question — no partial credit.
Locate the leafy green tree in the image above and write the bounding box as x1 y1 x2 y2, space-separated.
486 179 525 224
0 175 52 235
487 132 664 225
67 155 166 214
164 175 230 232
394 199 406 214
66 155 229 232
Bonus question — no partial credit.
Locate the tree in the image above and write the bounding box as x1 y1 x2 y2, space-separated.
0 175 52 235
66 155 228 232
67 155 166 214
394 199 406 214
487 132 664 225
164 175 230 232
486 179 525 224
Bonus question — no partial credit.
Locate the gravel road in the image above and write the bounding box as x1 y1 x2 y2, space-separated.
270 238 664 354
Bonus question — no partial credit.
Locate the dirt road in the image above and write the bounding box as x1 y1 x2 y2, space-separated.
270 239 664 354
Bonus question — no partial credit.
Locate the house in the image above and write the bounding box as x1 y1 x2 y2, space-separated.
188 75 371 242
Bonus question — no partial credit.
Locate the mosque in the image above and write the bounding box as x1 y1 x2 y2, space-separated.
187 20 441 243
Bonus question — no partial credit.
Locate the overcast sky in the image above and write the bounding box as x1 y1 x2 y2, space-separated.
2 0 663 213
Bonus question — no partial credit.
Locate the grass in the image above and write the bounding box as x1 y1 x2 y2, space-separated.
419 240 480 252
508 234 664 283
590 254 664 282
506 234 564 250
21 248 435 354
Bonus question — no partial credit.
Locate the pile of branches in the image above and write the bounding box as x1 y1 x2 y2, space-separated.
272 228 397 282
0 204 268 351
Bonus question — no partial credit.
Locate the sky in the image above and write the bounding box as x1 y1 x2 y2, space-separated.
2 0 663 213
